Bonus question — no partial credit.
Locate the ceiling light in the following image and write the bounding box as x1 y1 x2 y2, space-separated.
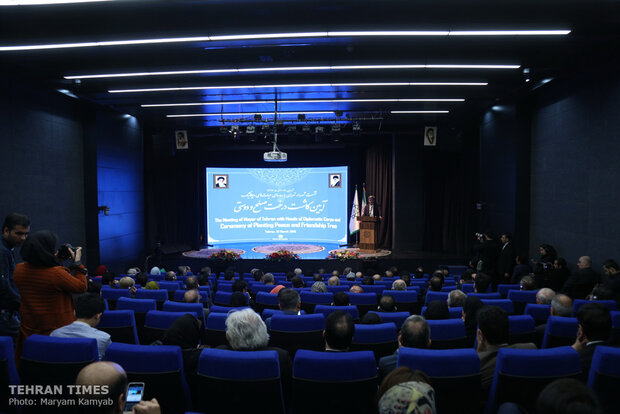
167 111 334 118
142 98 465 108
113 82 487 94
391 110 450 114
67 64 517 80
0 30 570 51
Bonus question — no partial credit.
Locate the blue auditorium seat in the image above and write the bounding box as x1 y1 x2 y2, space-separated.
381 290 420 315
350 322 398 362
398 347 481 413
195 348 285 414
101 287 131 310
134 289 168 309
441 285 457 292
468 292 502 300
250 284 279 294
216 283 233 292
541 316 578 348
261 309 306 320
359 284 387 297
366 311 410 328
587 345 620 413
610 310 620 345
524 303 551 325
209 305 250 313
292 350 377 414
172 289 211 307
486 346 581 414
497 284 520 298
461 283 475 293
427 319 468 349
116 297 157 341
573 299 618 315
314 305 359 321
98 309 140 344
255 291 280 314
299 291 333 313
204 312 229 348
157 281 180 300
214 291 249 306
0 336 19 413
481 299 515 314
162 301 206 325
421 306 463 319
348 292 379 317
507 290 538 314
104 343 190 414
142 310 188 345
269 314 325 357
508 315 536 344
21 335 98 391
326 285 349 293
425 291 449 304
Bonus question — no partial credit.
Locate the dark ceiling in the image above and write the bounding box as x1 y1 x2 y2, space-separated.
1 0 619 136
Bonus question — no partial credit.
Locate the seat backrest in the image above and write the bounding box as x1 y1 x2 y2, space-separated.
468 292 502 300
573 299 618 315
98 310 140 344
486 346 581 414
366 311 410 328
104 342 190 414
398 347 481 414
162 301 205 324
587 345 620 414
541 316 578 348
21 335 98 388
497 284 520 298
0 336 19 413
195 348 284 414
610 310 620 345
292 350 377 414
209 305 250 313
326 285 349 293
461 283 475 293
255 291 280 311
157 281 180 291
142 310 188 344
381 290 420 314
299 291 333 313
269 314 325 357
214 291 249 306
314 305 359 321
425 291 449 304
481 299 514 314
421 306 463 319
134 289 168 308
524 303 551 325
427 319 468 349
204 312 230 347
508 315 536 344
116 297 157 312
262 309 306 320
350 322 398 362
441 285 457 292
507 290 538 314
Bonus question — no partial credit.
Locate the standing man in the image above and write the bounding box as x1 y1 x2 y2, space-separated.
362 195 382 219
497 233 516 284
0 213 30 337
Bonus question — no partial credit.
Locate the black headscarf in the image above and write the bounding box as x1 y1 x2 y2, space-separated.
424 300 450 320
20 230 59 268
162 314 201 349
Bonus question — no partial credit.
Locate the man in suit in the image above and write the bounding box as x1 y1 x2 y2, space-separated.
474 232 501 287
378 315 431 382
572 302 612 381
324 310 355 351
498 233 516 283
362 195 382 219
264 288 300 331
561 256 600 299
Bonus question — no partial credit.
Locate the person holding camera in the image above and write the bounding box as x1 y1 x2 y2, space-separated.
13 230 87 359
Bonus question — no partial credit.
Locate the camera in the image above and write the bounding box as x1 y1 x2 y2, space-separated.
57 243 75 261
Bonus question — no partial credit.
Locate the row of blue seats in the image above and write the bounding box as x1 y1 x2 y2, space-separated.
3 333 618 414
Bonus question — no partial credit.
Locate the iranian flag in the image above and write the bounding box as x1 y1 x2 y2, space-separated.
349 186 360 235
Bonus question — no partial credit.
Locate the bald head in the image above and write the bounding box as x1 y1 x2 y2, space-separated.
536 288 555 305
392 279 407 291
76 362 127 414
578 256 592 269
551 293 573 317
328 276 340 286
349 284 364 294
184 289 200 303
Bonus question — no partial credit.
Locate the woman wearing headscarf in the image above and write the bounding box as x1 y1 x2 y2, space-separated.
13 230 87 358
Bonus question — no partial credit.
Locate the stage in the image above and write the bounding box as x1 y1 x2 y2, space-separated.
157 242 468 275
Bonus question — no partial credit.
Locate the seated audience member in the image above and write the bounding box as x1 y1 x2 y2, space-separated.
424 300 450 320
232 279 248 293
252 269 264 282
263 273 275 285
285 271 295 282
360 312 382 325
474 273 491 293
294 267 303 276
51 293 111 360
376 367 431 409
135 272 149 288
432 270 446 284
265 288 301 330
311 281 328 293
328 275 340 286
349 284 364 294
377 380 436 414
459 269 474 288
331 270 340 278
536 287 555 305
223 269 235 281
546 257 570 292
378 315 431 381
562 256 600 299
162 314 204 387
102 272 117 288
343 267 352 276
536 378 602 414
270 284 285 294
372 274 383 281
150 267 161 276
602 260 620 301
332 291 350 306
535 293 574 341
313 273 323 282
447 290 467 308
413 267 424 279
76 361 161 414
183 290 209 320
362 276 375 285
463 296 485 344
177 266 189 276
385 270 394 278
378 295 397 312
355 271 363 279
400 274 411 287
126 268 138 276
520 274 536 290
510 254 532 284
164 271 177 281
428 276 443 292
392 279 407 291
572 302 612 381
477 306 536 396
144 281 160 290
346 272 356 281
230 292 248 307
590 284 613 301
118 276 135 290
291 275 305 288
220 309 292 393
184 275 199 291
324 310 355 351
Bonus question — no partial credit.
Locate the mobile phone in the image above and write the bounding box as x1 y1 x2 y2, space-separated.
123 382 145 413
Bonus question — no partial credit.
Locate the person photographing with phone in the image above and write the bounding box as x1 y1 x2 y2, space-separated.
13 230 88 359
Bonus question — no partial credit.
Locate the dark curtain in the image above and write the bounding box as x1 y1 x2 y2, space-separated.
365 142 393 249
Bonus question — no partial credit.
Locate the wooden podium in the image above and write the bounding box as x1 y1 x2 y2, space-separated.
357 216 379 253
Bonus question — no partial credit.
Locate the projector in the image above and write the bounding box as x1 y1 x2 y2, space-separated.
263 151 287 162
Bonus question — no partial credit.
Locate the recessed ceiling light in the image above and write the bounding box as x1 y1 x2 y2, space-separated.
142 98 465 107
0 30 571 51
66 64 518 80
391 110 450 114
167 111 335 118
111 82 487 94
